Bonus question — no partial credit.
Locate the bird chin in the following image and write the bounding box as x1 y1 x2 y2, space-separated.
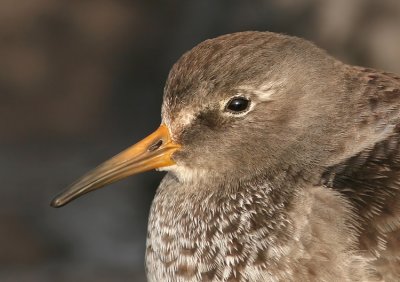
157 164 209 184
156 165 177 172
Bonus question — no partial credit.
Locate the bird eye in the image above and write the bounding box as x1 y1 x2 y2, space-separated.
225 97 250 113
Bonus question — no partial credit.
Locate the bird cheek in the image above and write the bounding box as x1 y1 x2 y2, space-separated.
171 149 192 167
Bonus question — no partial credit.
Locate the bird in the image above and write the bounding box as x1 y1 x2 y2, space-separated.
51 31 400 281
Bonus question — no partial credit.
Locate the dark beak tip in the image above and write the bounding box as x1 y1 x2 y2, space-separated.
50 197 65 208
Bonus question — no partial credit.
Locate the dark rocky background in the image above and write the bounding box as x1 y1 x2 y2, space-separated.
1 0 399 281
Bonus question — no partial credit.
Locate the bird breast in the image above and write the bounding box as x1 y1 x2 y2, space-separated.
144 174 373 281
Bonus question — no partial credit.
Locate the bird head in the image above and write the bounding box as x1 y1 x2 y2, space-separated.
51 31 345 207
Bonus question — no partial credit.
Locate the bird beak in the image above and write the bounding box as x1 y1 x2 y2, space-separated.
50 124 180 208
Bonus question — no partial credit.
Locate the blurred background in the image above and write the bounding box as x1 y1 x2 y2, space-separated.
1 0 400 281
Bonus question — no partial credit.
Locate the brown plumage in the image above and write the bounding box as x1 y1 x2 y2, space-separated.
52 31 400 281
321 67 400 281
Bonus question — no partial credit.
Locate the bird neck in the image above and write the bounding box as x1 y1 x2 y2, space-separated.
151 172 294 223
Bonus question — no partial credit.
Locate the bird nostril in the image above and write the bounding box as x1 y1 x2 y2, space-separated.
148 139 163 152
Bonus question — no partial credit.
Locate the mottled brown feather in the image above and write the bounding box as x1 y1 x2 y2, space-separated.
321 67 400 281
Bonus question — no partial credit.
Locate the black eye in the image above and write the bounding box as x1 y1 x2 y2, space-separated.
226 97 250 113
